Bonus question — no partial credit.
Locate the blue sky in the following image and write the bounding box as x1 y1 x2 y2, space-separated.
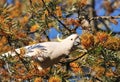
95 0 120 32
7 0 13 4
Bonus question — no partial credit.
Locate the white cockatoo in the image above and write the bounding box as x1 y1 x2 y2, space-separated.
1 34 79 70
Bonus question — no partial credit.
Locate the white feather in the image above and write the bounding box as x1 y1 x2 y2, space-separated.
1 34 79 70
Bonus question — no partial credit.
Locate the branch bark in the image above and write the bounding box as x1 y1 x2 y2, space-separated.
60 52 87 64
90 16 120 21
89 15 120 34
88 0 97 33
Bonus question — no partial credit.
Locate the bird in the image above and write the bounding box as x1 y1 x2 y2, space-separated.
1 34 79 70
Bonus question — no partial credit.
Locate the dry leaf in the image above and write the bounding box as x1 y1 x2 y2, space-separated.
34 77 43 82
20 48 26 57
103 0 114 15
48 76 61 82
55 6 62 17
78 0 87 7
81 19 90 30
109 19 118 25
0 36 8 44
30 24 39 32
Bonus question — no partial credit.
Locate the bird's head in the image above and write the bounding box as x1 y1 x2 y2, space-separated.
64 34 79 42
58 34 80 48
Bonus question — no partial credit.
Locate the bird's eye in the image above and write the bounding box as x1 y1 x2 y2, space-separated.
71 38 73 40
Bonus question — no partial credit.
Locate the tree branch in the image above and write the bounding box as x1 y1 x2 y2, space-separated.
88 0 97 33
29 0 32 6
90 16 120 21
68 52 87 63
15 51 29 71
60 52 87 64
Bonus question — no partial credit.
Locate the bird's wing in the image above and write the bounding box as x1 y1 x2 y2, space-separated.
0 43 53 62
24 43 53 61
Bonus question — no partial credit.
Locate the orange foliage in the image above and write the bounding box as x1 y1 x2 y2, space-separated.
48 23 54 28
0 42 3 47
55 6 62 17
31 0 43 6
0 15 5 24
78 0 87 7
105 68 114 77
65 18 80 27
41 10 49 20
9 8 22 18
0 68 9 77
0 36 11 53
104 36 120 50
29 41 37 45
70 62 82 73
81 33 94 49
106 71 114 77
92 66 105 77
30 24 39 32
9 1 22 18
20 48 26 57
96 32 109 43
48 76 61 82
20 15 29 26
96 58 103 64
45 0 50 3
0 0 6 6
34 77 43 82
12 66 49 80
0 36 8 44
2 46 11 52
15 32 27 39
67 0 73 6
45 10 49 16
0 60 4 67
31 61 50 76
37 68 50 76
15 0 21 8
80 32 120 50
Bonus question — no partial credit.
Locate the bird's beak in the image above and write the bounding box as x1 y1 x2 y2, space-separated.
74 36 80 45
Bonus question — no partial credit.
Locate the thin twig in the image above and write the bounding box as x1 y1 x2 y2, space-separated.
15 51 29 71
101 49 107 76
93 76 103 82
68 52 87 63
44 15 50 41
29 0 32 7
89 15 120 34
51 15 71 32
43 31 50 41
60 52 87 64
90 16 120 21
5 61 12 75
88 0 97 33
99 18 111 32
41 0 71 33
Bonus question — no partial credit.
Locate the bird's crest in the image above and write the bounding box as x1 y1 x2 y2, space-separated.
57 34 63 42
